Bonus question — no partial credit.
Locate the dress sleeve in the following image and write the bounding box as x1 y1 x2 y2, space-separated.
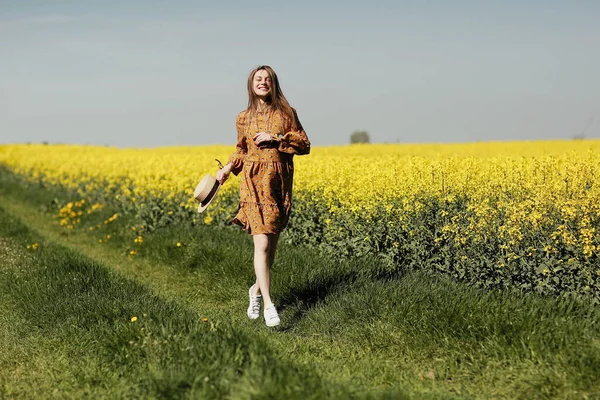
228 113 247 176
277 109 311 155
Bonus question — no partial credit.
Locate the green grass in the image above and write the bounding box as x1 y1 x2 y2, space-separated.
0 207 354 399
1 178 600 399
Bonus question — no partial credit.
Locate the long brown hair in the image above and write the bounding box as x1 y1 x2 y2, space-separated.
246 65 296 128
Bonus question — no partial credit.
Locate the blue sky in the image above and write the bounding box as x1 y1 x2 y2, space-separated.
1 0 599 147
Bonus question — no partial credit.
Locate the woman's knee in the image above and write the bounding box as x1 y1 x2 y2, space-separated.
253 234 270 253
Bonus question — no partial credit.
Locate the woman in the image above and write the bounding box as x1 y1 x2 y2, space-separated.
216 65 310 327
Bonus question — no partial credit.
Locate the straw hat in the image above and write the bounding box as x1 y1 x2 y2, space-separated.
194 174 221 213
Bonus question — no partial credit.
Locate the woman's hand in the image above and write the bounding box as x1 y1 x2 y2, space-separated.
253 131 272 146
216 163 232 184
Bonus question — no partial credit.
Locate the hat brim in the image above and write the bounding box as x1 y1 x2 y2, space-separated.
197 181 221 213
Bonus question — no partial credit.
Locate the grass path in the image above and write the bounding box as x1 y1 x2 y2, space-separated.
0 195 421 400
0 205 354 399
1 183 600 399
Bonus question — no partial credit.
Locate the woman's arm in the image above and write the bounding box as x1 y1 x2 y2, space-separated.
217 113 247 184
227 113 248 175
277 109 310 155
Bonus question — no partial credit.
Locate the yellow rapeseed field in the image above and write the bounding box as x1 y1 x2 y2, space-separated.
1 140 600 266
2 141 600 209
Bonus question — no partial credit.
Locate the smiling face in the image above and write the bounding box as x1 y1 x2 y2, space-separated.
246 65 292 118
252 69 272 99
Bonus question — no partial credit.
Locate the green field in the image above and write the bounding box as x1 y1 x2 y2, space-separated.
1 179 599 399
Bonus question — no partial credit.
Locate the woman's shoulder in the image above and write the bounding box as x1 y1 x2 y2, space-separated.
280 107 298 123
236 109 250 123
236 110 248 126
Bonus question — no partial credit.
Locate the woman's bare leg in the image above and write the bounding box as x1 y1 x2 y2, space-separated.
268 232 280 269
253 234 272 307
252 233 281 307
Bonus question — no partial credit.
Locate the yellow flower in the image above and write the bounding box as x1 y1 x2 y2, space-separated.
4 139 600 275
176 242 182 247
201 317 208 322
130 316 138 322
130 250 137 255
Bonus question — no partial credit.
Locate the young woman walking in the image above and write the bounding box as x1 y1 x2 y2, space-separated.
216 65 310 327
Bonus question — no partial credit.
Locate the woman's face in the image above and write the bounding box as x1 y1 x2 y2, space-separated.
252 69 272 99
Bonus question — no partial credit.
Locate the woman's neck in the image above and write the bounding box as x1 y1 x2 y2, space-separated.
256 98 270 111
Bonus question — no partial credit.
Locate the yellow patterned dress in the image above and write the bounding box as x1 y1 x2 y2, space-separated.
227 108 310 235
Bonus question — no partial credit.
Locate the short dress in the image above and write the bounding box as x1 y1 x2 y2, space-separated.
228 107 310 235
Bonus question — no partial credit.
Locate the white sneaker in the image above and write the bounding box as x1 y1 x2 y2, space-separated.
264 305 280 327
247 285 262 320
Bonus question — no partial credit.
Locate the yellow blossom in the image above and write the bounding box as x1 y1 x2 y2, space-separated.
3 140 600 273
